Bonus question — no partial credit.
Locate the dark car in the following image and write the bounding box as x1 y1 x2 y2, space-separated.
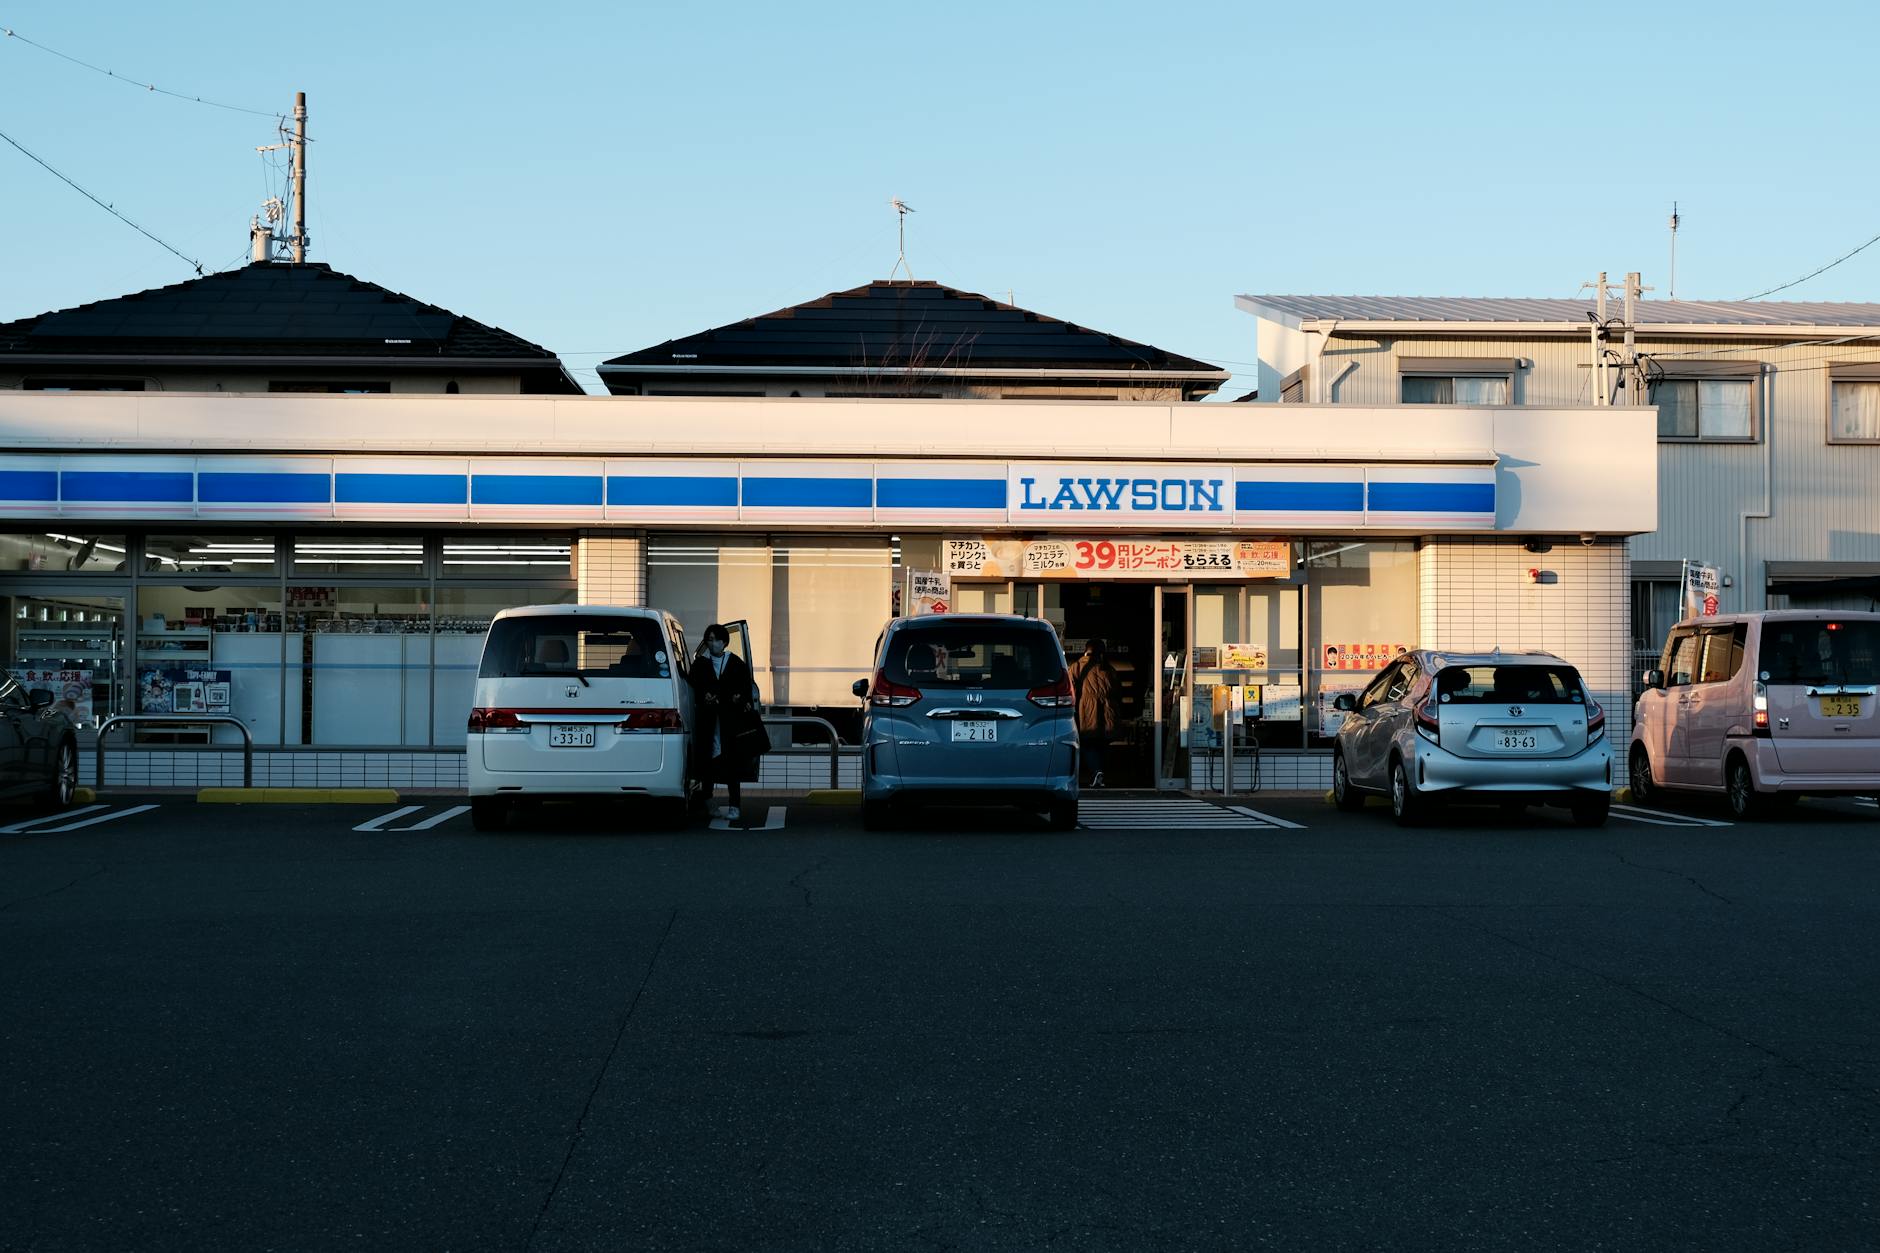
0 669 81 810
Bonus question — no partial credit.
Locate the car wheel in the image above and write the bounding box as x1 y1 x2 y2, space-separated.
1725 755 1766 820
1389 757 1423 828
1628 746 1656 805
42 738 77 811
470 796 510 832
1331 751 1365 812
861 798 894 832
1047 799 1079 831
1571 793 1611 828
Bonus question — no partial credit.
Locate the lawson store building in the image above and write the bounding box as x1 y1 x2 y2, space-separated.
0 391 1655 791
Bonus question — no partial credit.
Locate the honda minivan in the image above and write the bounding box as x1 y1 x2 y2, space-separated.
853 614 1079 830
1632 611 1880 817
466 605 694 830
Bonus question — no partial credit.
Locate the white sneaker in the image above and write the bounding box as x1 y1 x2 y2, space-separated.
1090 772 1105 788
724 806 742 823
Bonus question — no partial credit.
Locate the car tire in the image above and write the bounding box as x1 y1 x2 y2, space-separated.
1629 746 1657 805
1570 793 1611 828
470 796 510 832
1331 751 1365 812
1047 799 1079 831
861 798 894 832
1725 755 1766 821
1389 757 1423 828
42 737 77 811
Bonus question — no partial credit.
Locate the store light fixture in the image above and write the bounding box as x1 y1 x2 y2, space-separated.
45 532 126 554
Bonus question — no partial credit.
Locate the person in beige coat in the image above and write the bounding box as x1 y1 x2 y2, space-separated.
1067 638 1122 787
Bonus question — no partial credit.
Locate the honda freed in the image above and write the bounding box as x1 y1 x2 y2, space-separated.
466 605 694 830
1632 611 1880 818
1331 649 1613 826
854 614 1079 830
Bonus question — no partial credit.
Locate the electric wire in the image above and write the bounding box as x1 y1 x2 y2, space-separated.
1 25 282 118
1741 230 1880 300
0 126 204 275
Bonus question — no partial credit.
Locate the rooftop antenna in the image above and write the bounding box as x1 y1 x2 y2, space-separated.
251 91 309 262
1667 201 1680 300
888 197 915 280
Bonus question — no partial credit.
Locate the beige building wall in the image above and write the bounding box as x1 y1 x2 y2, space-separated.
0 369 525 393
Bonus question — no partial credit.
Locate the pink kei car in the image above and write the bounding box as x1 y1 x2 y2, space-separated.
1631 611 1880 818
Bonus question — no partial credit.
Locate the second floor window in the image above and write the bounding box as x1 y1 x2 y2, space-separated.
1402 375 1507 404
1831 380 1880 442
1651 378 1753 440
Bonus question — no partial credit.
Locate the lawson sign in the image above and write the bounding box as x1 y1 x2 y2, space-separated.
1011 463 1228 520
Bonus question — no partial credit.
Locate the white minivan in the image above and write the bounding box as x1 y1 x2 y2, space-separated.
466 604 695 829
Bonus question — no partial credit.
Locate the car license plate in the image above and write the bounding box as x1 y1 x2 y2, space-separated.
1819 695 1864 718
549 724 596 748
950 721 997 743
1498 733 1539 751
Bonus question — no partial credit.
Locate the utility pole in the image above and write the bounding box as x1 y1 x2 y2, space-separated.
1583 271 1610 405
290 91 308 262
1621 271 1653 403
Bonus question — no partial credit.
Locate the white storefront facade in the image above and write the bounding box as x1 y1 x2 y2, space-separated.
0 393 1655 791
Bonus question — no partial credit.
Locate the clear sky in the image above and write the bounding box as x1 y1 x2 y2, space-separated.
3 1 1877 397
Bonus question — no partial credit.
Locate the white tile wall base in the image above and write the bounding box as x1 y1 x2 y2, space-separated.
745 750 862 794
1188 751 1333 793
83 750 470 791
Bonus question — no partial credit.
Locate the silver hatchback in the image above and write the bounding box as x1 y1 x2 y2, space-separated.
1330 649 1613 826
854 614 1079 830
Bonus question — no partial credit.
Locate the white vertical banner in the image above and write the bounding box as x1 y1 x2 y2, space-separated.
1681 559 1722 619
909 569 951 615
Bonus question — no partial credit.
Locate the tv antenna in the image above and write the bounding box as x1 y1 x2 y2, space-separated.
1667 201 1680 299
888 197 915 280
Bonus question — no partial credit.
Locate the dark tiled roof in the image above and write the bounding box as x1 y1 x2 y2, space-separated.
0 261 581 389
603 280 1227 376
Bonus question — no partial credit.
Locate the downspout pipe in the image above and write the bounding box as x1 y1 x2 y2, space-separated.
1738 364 1773 612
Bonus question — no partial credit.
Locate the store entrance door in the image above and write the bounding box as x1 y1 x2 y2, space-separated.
1051 582 1155 788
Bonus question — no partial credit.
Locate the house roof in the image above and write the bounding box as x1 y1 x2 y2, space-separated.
1238 294 1880 331
0 261 583 391
602 280 1228 385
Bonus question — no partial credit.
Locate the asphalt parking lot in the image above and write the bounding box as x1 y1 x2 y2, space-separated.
3 791 1877 1251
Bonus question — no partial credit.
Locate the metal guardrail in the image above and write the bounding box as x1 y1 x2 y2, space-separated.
762 715 845 789
94 715 254 789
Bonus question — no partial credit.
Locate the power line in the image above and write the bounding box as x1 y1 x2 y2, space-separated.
0 126 204 275
1 25 282 118
1742 230 1880 300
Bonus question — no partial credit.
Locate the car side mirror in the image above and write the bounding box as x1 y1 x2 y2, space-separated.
1642 668 1665 690
28 688 54 710
852 678 869 701
1332 693 1357 712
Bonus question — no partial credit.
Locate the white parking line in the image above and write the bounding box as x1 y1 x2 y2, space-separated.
0 803 109 834
711 806 785 830
353 805 424 832
1079 798 1284 830
13 804 160 834
1611 804 1733 828
1227 804 1307 830
404 805 471 830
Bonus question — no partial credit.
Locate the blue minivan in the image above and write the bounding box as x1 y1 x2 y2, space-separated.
853 614 1079 830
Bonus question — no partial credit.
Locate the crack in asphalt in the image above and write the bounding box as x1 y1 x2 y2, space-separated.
0 862 108 912
788 854 832 908
524 907 679 1252
1613 850 1737 905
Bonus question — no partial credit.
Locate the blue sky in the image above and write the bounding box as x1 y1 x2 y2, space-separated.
2 1 1877 396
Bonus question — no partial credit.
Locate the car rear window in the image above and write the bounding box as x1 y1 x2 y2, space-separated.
883 623 1062 690
1758 620 1880 686
1434 664 1586 704
478 615 671 680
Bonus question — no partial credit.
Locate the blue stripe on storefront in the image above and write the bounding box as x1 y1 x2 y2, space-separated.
60 470 194 502
470 475 602 506
876 478 1005 509
0 469 59 500
606 475 739 507
1367 482 1495 513
198 472 330 503
741 477 873 508
334 473 468 505
1235 480 1364 512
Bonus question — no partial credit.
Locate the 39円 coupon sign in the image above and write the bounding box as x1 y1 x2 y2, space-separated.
943 538 1289 580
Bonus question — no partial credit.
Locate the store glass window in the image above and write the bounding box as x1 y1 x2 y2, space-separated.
144 534 279 575
771 538 893 708
430 587 576 746
291 536 427 578
1 532 130 574
1306 541 1417 741
647 536 776 695
136 585 285 744
441 536 573 576
289 586 434 746
6 590 125 727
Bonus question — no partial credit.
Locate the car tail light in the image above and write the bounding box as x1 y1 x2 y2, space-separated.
467 707 527 734
1414 698 1440 741
1753 680 1770 735
616 708 684 732
869 670 921 707
1028 672 1076 708
1586 698 1606 742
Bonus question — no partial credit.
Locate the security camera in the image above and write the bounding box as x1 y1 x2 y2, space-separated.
1578 533 1597 547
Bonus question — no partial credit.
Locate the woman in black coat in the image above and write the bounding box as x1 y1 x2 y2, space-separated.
686 623 767 822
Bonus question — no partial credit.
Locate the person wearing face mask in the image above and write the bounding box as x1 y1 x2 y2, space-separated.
686 623 768 823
